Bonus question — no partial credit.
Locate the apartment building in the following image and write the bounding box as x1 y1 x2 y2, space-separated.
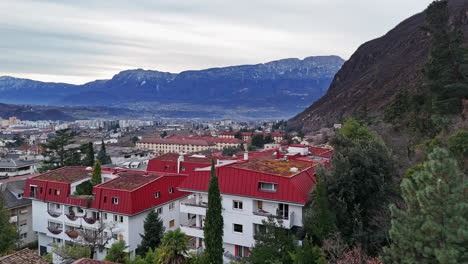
219 132 284 143
0 179 37 248
175 151 325 261
23 167 189 260
0 159 37 178
136 136 243 154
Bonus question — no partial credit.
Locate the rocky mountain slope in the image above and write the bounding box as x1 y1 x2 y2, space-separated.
289 0 468 132
0 56 344 119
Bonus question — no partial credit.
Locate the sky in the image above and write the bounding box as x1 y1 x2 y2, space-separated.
0 0 434 84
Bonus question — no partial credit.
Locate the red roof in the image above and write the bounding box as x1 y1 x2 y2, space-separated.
139 137 214 146
232 158 317 177
151 153 213 164
309 146 334 158
34 167 91 183
24 167 189 215
178 157 317 205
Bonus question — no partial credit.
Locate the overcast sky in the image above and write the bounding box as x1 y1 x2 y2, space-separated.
0 0 433 84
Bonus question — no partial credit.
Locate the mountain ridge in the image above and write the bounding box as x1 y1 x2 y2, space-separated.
0 55 344 119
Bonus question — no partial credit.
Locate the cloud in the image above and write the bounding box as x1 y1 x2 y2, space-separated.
0 0 433 84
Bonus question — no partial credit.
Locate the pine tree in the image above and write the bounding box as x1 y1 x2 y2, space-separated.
97 140 111 165
204 160 224 264
323 118 397 255
0 199 18 254
136 209 165 256
303 173 336 244
40 128 75 172
82 142 95 167
384 148 467 264
250 216 297 264
91 160 102 186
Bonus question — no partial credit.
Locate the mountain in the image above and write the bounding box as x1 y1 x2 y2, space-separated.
289 0 468 132
0 103 75 121
0 56 344 119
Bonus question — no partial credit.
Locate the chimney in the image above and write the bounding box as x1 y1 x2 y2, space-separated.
244 151 249 160
177 153 185 173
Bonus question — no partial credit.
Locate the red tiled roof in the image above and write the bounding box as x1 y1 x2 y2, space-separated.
34 167 91 183
220 132 284 137
0 249 49 264
178 159 317 205
72 258 119 264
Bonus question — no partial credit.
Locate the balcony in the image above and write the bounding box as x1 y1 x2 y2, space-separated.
65 229 80 239
65 213 77 221
83 217 97 224
48 210 62 218
180 219 204 238
48 226 63 235
180 197 207 215
252 210 295 228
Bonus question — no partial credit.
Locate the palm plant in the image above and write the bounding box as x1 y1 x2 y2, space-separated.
156 228 189 264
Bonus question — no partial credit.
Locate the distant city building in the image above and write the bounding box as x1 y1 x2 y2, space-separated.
136 136 243 154
219 131 284 143
0 159 37 178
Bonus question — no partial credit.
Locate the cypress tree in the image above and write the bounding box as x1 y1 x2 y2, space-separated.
91 160 102 186
384 148 467 264
136 210 165 256
97 140 111 165
204 160 223 264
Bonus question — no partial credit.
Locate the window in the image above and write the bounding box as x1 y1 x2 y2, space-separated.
278 203 289 219
181 166 186 171
120 216 124 223
233 200 243 210
78 207 84 213
19 220 27 227
233 224 243 233
20 233 27 239
169 203 174 211
112 197 119 204
48 189 52 195
259 182 277 192
104 213 108 220
112 233 118 240
56 204 60 209
103 196 107 203
236 245 249 257
30 186 38 197
55 189 61 195
254 224 266 235
168 187 174 193
53 238 62 244
257 201 263 210
169 220 175 227
157 208 163 215
119 234 124 241
114 215 118 222
154 192 160 198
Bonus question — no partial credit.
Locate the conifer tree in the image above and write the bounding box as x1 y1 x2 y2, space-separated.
97 140 111 165
0 199 17 254
91 160 102 186
136 209 165 256
82 142 95 167
204 160 223 264
384 148 467 264
303 173 336 244
40 128 75 172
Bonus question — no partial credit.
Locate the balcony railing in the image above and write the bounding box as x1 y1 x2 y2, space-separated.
48 226 63 235
182 198 208 208
181 219 203 230
83 217 97 224
48 210 62 218
65 213 77 221
252 209 289 220
65 229 80 239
